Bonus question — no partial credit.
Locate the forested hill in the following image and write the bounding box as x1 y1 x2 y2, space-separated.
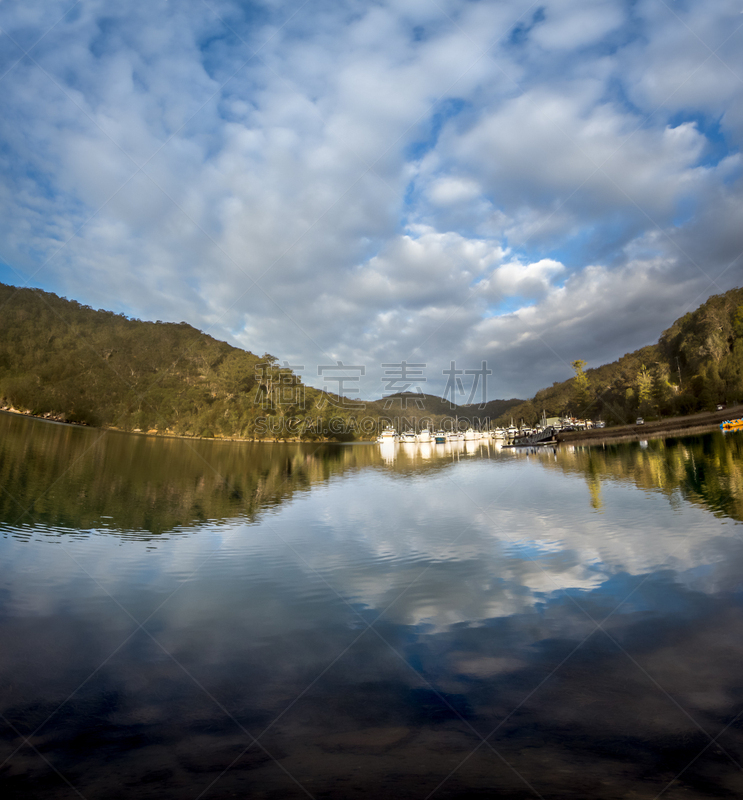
494 287 743 427
0 283 520 438
0 283 297 436
363 392 522 421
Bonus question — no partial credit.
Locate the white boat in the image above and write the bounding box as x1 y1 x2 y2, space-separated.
464 428 476 441
400 430 417 443
451 435 465 451
376 425 397 443
417 428 431 442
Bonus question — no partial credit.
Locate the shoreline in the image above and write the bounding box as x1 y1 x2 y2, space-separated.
3 404 741 447
556 405 741 446
0 408 342 443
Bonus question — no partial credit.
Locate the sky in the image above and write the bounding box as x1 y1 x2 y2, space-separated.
0 0 742 402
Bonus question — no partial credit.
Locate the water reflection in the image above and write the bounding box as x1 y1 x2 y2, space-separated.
2 415 743 798
379 436 500 466
548 430 743 523
0 415 497 537
0 412 383 536
5 410 738 538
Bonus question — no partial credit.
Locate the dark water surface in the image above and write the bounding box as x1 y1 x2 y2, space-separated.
2 412 743 799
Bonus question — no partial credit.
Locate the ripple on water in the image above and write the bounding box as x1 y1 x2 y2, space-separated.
1 424 743 798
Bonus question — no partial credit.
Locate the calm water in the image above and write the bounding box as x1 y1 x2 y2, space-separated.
1 412 743 799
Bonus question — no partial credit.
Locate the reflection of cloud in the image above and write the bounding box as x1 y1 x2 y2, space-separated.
452 655 525 678
4 433 743 796
128 453 743 632
5 439 742 636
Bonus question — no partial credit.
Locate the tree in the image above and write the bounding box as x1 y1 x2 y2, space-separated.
571 359 591 415
733 304 743 340
637 365 652 405
650 363 672 415
217 351 257 399
705 362 725 407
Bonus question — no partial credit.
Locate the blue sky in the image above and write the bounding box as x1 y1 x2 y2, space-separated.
0 0 742 400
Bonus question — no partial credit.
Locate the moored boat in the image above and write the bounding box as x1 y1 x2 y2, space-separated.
376 425 397 443
721 418 743 431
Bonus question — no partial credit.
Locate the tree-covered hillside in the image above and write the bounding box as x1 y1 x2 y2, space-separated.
494 287 743 427
0 283 305 437
362 392 522 429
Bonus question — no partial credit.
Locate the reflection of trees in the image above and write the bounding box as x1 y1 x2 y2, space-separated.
587 474 603 510
552 432 743 522
0 415 496 536
0 414 378 536
7 408 739 539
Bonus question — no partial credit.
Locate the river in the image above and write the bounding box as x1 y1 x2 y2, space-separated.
1 411 742 799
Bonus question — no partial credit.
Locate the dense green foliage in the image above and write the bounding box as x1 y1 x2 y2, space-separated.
494 287 743 426
0 283 315 437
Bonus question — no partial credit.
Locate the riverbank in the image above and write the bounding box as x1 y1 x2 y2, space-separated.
0 408 338 443
556 405 741 445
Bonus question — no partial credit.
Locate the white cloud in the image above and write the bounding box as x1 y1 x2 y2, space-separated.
0 0 741 399
427 176 482 206
531 0 626 51
478 257 566 299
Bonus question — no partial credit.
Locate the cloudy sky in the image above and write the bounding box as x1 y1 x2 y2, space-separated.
0 0 742 400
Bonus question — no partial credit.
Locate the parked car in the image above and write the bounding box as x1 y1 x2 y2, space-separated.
636 417 644 425
595 421 606 428
717 404 726 411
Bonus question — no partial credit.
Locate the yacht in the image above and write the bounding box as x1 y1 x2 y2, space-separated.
376 425 397 443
